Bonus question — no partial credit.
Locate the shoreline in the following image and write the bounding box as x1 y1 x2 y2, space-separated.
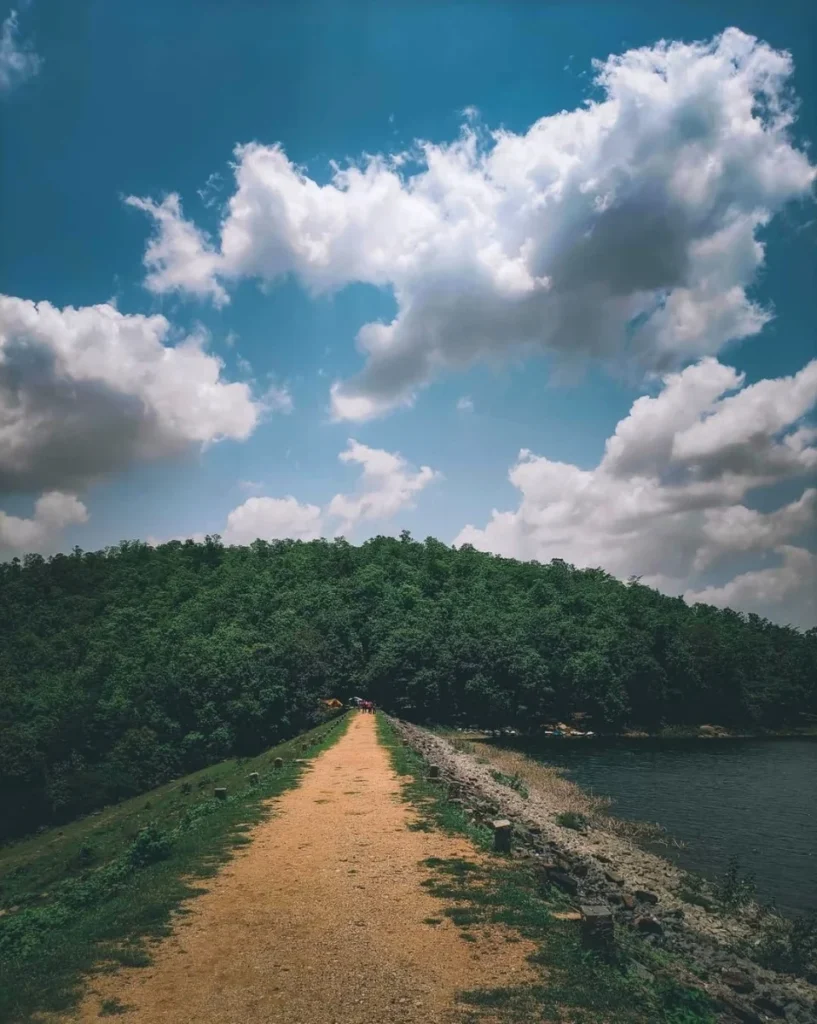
397 718 817 1024
476 726 817 742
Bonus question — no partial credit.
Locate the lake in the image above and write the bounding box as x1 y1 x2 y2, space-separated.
506 737 817 917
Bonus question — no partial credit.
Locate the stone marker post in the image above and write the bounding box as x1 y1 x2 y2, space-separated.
248 772 259 786
428 764 441 780
214 787 227 800
274 757 283 770
491 819 512 854
580 905 614 955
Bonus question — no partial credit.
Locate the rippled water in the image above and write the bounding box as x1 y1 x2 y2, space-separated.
512 737 817 917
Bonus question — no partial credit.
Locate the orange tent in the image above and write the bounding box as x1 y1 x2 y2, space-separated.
321 698 343 709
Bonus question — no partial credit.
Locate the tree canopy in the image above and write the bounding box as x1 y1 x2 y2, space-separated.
2 533 814 839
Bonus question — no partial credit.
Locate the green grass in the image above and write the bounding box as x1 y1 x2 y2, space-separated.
489 769 529 799
377 715 717 1024
0 713 349 1024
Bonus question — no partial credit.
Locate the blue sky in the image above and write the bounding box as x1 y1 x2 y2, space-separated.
1 0 815 626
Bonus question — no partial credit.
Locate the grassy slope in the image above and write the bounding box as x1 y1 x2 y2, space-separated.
0 714 349 1024
377 715 717 1024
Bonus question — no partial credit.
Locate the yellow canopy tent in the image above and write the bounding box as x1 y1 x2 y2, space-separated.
321 698 343 709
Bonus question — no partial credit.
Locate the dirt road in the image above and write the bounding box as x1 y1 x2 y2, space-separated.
70 713 533 1024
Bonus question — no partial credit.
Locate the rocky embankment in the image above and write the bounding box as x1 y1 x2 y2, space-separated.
391 718 817 1024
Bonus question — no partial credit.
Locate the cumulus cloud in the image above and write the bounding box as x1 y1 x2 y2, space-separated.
218 440 441 544
0 295 262 493
457 396 474 413
685 546 817 629
126 29 814 419
222 495 323 545
455 357 817 627
326 439 441 533
0 8 41 95
0 491 87 556
124 195 228 306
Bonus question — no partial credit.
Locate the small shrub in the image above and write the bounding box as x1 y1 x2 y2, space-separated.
489 769 529 799
127 825 173 869
99 996 129 1016
77 843 96 867
714 857 756 911
556 811 588 831
752 912 817 977
677 872 715 911
180 781 192 795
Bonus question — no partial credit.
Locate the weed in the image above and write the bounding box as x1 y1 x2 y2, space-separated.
489 769 529 799
676 872 715 911
127 825 173 869
99 996 129 1016
714 857 756 911
556 810 589 831
750 911 817 977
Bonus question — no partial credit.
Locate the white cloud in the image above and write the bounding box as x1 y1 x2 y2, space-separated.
455 357 817 627
685 546 817 629
0 295 262 493
0 9 41 95
457 396 474 413
222 495 323 545
197 171 224 209
326 439 441 534
216 440 441 545
261 381 293 414
238 479 264 494
126 29 814 420
0 491 87 556
124 194 228 307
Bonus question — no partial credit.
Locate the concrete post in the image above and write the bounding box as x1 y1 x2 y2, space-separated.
428 764 441 780
214 787 227 800
491 819 512 854
274 757 283 769
580 905 614 955
248 772 259 786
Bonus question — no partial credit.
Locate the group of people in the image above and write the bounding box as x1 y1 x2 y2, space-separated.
359 700 376 714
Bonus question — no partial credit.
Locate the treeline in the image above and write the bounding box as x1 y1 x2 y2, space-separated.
1 534 815 839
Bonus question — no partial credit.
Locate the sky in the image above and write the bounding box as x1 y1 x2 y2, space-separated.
0 0 815 628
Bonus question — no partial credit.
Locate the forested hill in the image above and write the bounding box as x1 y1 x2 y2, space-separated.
2 534 815 839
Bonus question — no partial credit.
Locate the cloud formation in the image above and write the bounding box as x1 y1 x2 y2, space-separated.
0 8 41 95
455 356 817 628
223 495 323 545
219 440 441 544
0 491 87 556
127 29 814 420
684 546 817 628
0 295 263 494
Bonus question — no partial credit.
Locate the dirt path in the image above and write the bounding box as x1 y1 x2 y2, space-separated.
69 713 533 1024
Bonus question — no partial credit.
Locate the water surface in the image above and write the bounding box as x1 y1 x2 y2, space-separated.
509 737 817 916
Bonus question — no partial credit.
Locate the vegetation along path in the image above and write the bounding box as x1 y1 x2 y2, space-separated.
66 712 533 1024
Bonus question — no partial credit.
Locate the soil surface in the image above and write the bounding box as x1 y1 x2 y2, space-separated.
65 713 534 1024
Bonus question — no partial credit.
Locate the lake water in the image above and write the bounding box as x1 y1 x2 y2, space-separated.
507 737 817 917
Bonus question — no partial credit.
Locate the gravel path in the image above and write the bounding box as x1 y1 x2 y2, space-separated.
67 713 533 1024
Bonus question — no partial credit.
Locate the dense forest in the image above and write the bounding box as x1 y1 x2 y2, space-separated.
2 534 815 840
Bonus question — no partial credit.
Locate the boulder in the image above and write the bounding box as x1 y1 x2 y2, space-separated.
634 915 663 935
548 870 579 896
721 969 755 994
